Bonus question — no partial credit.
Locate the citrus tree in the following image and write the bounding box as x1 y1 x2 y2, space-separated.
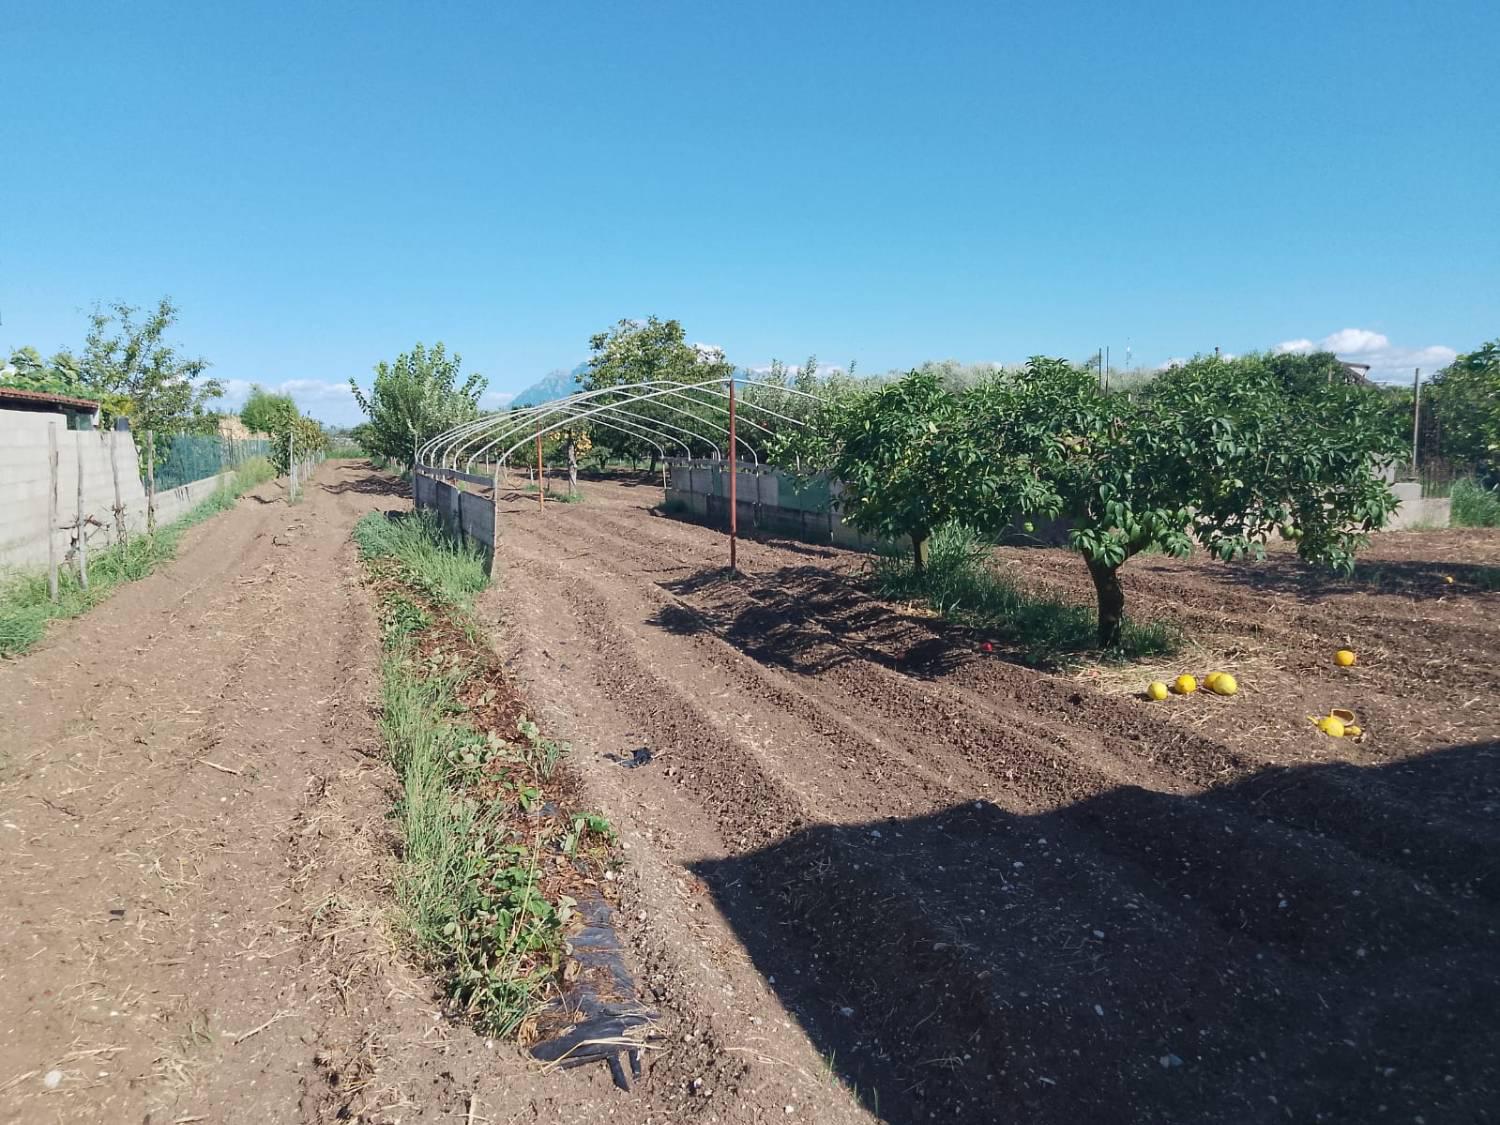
970 354 1406 645
821 371 1053 571
1429 339 1499 473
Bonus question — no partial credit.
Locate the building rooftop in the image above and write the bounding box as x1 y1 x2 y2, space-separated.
0 386 102 412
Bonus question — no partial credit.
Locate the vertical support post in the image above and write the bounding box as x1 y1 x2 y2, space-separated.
492 459 502 552
728 377 738 572
288 430 297 502
109 431 126 545
1411 367 1421 477
146 431 157 535
75 434 89 590
536 433 544 509
47 422 60 603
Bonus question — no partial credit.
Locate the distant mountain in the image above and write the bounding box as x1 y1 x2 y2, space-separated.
511 364 587 408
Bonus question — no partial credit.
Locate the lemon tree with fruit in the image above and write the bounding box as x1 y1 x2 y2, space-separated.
966 353 1407 646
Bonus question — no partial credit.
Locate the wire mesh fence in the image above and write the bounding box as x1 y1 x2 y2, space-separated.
151 434 272 491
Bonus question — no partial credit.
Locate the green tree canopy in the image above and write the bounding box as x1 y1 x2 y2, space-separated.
969 353 1406 644
1429 339 1499 473
80 297 223 433
578 317 736 468
239 384 298 435
349 342 485 467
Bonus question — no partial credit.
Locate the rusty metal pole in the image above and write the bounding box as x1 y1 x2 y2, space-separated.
536 432 544 509
728 378 738 572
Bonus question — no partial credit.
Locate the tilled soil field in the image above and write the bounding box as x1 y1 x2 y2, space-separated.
487 476 1500 1125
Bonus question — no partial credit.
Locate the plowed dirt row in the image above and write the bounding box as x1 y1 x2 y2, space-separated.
484 477 1500 1125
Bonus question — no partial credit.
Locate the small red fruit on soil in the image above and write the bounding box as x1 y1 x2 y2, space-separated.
981 642 994 653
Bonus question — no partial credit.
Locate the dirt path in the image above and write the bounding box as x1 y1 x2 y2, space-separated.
0 462 403 1124
482 477 1500 1125
4 464 1494 1124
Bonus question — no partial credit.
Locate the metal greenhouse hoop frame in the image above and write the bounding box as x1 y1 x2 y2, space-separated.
417 378 826 570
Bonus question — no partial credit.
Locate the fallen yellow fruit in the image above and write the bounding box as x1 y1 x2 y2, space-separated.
1173 674 1198 695
1317 716 1346 738
1204 672 1222 690
1345 724 1362 738
1209 673 1238 696
1146 681 1169 701
1334 649 1356 667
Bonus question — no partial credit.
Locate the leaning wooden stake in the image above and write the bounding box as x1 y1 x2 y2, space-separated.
108 431 127 545
75 434 89 590
146 431 157 534
47 422 59 602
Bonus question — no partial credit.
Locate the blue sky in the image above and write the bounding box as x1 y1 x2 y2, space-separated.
3 1 1496 426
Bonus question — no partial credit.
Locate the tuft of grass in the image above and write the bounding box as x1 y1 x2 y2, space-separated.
355 509 612 1038
354 510 490 605
1451 478 1500 528
0 458 275 657
872 522 1179 667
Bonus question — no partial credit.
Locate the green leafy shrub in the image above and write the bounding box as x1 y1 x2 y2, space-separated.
1452 479 1500 527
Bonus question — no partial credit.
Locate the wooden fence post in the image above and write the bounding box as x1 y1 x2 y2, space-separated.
108 431 126 545
47 422 60 602
146 431 157 534
288 430 297 502
75 434 89 590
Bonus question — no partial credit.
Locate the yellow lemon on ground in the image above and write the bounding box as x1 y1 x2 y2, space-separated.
1334 649 1356 667
1146 681 1169 701
1345 724 1362 738
1209 673 1238 696
1172 674 1198 695
1204 672 1222 690
1317 716 1346 738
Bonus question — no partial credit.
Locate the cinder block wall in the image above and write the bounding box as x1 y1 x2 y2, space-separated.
0 410 239 572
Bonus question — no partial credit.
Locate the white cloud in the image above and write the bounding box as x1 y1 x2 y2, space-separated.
1274 328 1455 381
479 390 515 410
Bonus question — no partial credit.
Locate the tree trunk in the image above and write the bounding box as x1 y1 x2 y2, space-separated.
912 532 930 574
1087 557 1125 648
648 451 659 476
567 440 578 496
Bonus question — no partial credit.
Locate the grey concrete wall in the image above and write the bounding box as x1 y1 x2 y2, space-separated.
663 459 891 552
1 411 148 572
0 410 254 573
1385 481 1452 530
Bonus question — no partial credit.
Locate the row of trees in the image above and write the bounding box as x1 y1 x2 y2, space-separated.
784 352 1407 646
239 384 330 470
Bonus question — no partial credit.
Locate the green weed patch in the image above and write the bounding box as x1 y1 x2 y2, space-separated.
872 522 1179 668
0 458 275 658
355 510 616 1038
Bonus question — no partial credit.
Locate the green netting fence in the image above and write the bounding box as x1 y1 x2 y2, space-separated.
151 434 272 491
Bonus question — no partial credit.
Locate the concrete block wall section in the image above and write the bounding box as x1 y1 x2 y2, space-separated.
0 411 150 571
0 410 249 573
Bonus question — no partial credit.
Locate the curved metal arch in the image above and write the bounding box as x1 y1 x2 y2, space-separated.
467 399 702 473
431 382 751 468
421 376 830 472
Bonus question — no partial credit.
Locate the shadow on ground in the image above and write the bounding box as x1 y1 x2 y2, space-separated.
320 467 411 499
650 564 972 679
692 742 1500 1124
1136 553 1500 602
